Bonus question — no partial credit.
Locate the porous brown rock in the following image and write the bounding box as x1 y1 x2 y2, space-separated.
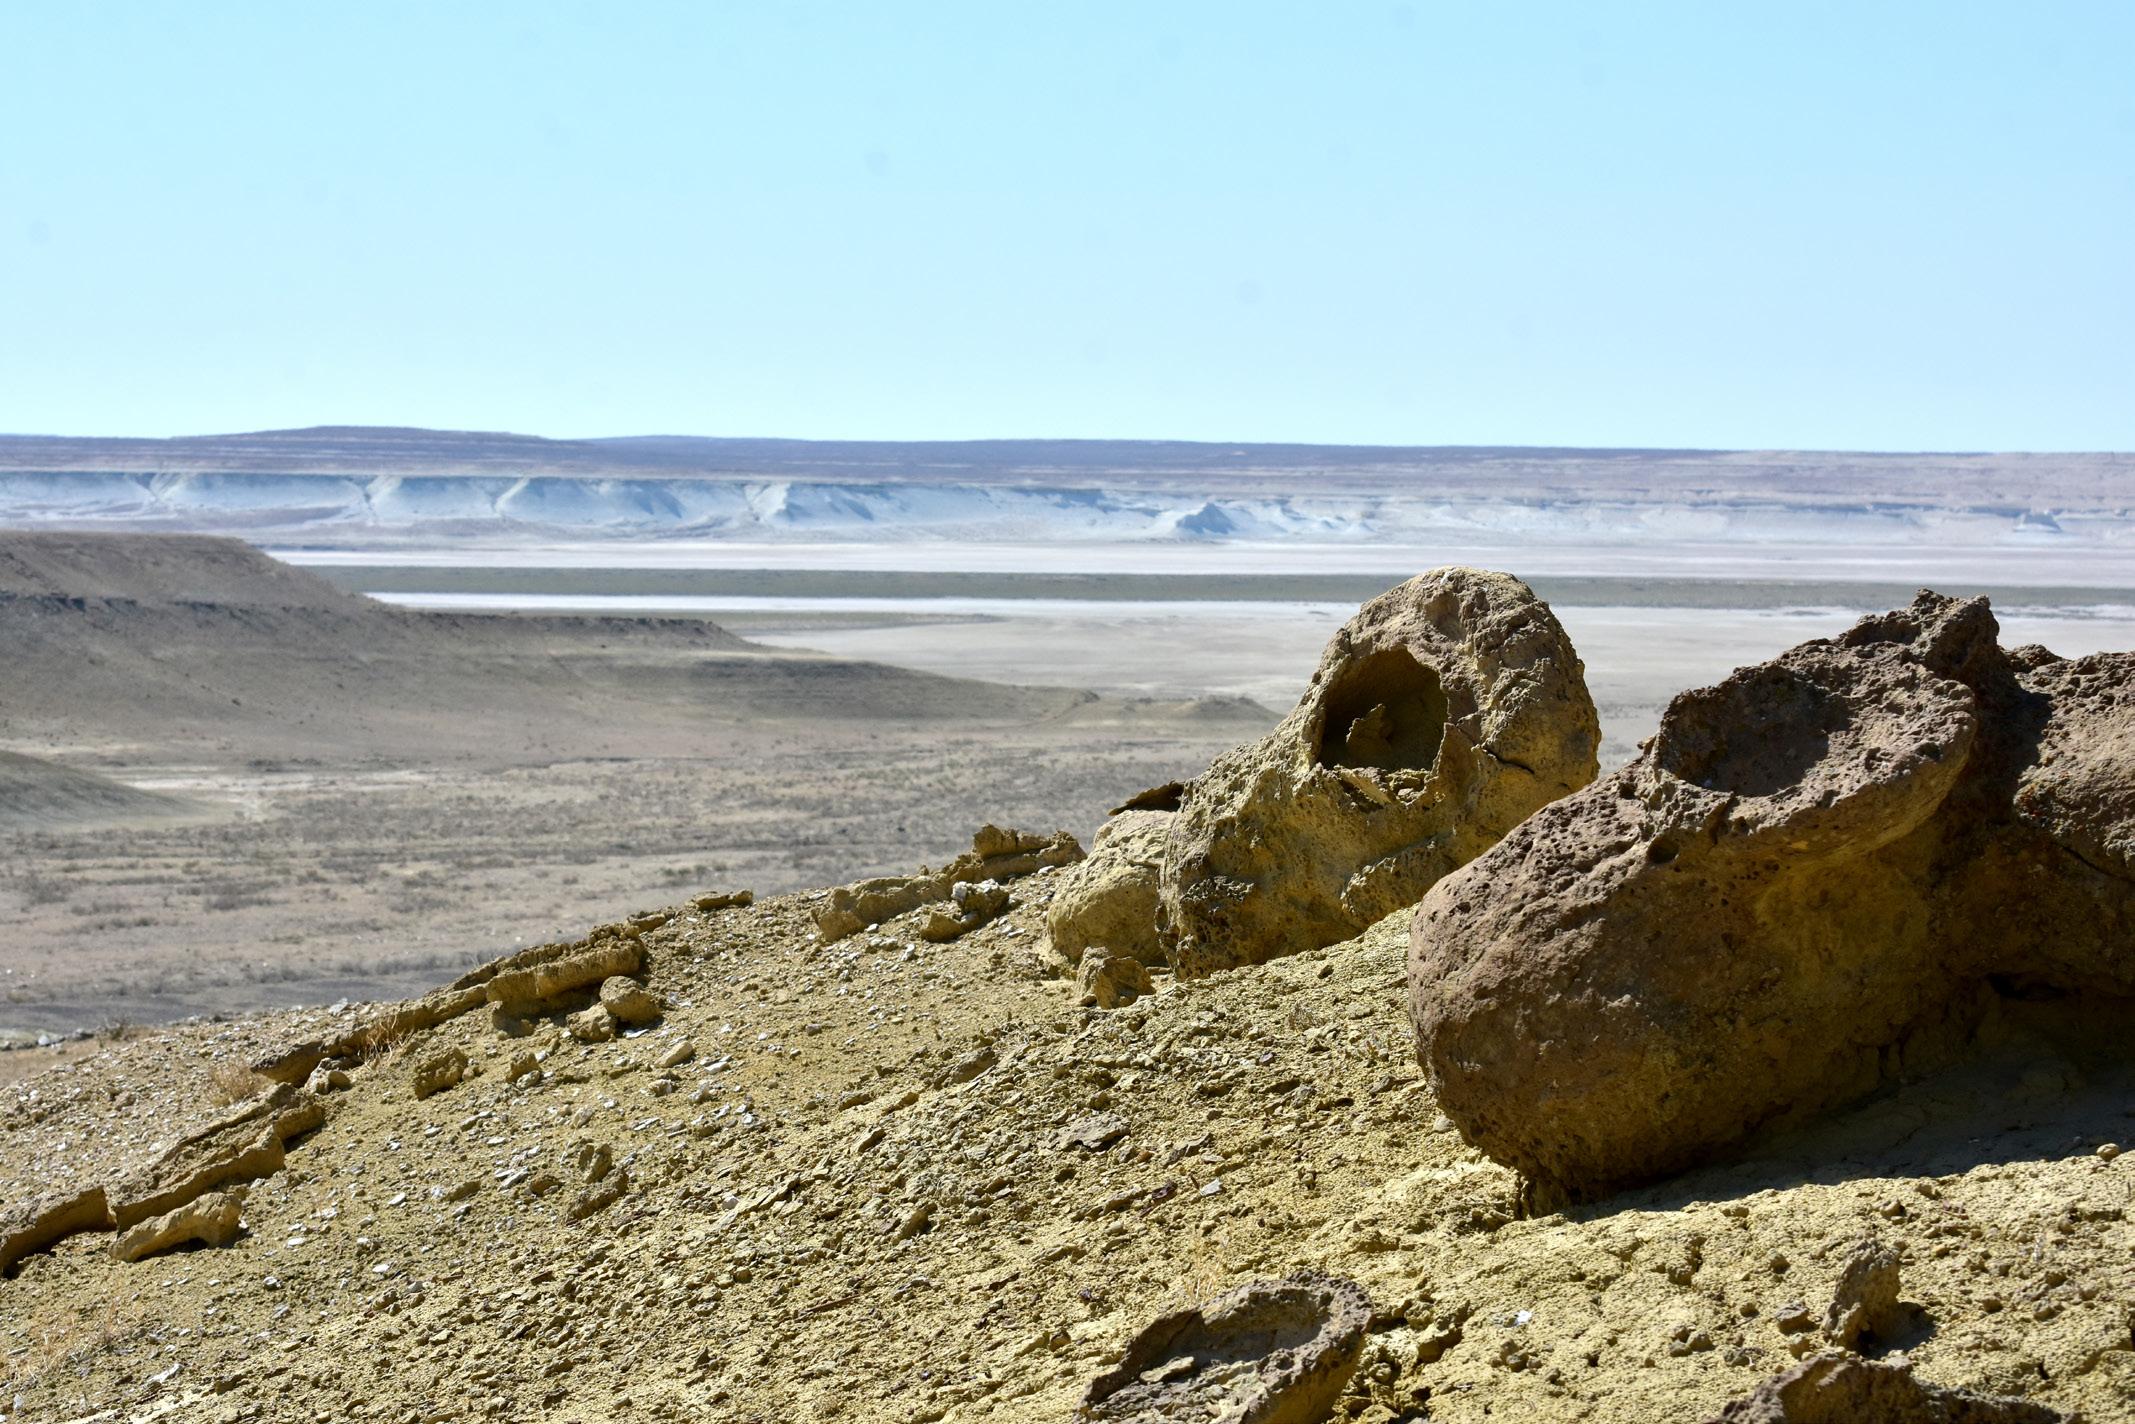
1411 592 2135 1204
1162 568 1597 978
1046 809 1172 967
110 1186 246 1262
1080 1272 1372 1423
1702 1353 2065 1423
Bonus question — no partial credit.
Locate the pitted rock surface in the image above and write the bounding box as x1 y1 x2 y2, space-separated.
1080 1272 1372 1424
1047 808 1173 967
1411 592 2135 1203
1162 568 1597 978
1703 1353 2067 1424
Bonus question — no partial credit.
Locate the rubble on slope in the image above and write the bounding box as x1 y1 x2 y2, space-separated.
0 855 2125 1423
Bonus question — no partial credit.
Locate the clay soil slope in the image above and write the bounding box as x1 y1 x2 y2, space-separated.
0 872 2127 1422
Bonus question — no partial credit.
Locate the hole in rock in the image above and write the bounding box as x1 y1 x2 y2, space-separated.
1655 665 1839 798
1315 648 1447 773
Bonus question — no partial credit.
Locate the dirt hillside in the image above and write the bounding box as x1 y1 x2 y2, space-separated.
0 849 2126 1422
0 752 198 833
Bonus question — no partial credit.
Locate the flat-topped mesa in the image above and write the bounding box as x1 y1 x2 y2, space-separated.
1409 591 2135 1206
1156 567 1599 978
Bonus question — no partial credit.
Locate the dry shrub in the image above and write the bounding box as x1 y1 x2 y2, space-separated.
206 1060 268 1106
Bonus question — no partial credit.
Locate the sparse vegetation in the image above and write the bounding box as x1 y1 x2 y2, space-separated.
205 1060 268 1106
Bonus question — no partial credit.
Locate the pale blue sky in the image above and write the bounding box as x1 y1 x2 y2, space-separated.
3 3 2130 448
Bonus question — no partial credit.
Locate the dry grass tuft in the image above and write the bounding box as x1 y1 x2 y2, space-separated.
206 1059 269 1106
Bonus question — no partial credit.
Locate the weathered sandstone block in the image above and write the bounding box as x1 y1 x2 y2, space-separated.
1080 1272 1372 1423
1046 809 1171 967
1163 568 1598 978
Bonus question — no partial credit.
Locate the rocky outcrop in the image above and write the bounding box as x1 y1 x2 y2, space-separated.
1411 592 2135 1204
1046 809 1172 967
1081 1273 1372 1423
109 1083 323 1229
1163 568 1598 978
1703 1354 2065 1423
110 1186 246 1262
815 825 1082 942
253 983 488 1084
483 936 644 1016
0 1187 109 1275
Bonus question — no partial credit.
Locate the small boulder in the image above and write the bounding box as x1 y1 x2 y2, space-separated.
408 1048 468 1101
1046 810 1172 967
599 976 662 1027
1077 949 1153 1009
1081 1273 1372 1423
110 1187 246 1263
1823 1239 1903 1348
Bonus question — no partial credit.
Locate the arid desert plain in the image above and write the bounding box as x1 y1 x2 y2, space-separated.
0 434 2130 1424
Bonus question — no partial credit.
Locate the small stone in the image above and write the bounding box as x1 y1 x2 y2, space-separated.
568 1004 617 1044
656 1040 696 1070
2097 1143 2120 1161
599 977 663 1027
1824 1239 1902 1347
409 1048 468 1101
1076 949 1153 1010
1052 1113 1128 1152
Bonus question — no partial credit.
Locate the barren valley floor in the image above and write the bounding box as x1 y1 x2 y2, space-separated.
7 549 2134 1041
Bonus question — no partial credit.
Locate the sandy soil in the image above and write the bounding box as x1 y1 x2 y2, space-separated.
0 883 2125 1423
0 729 1247 1039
